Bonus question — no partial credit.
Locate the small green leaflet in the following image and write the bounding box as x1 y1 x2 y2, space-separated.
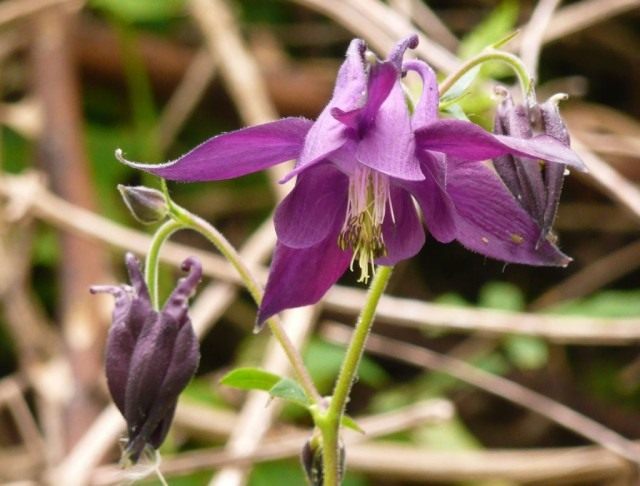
220 367 281 392
439 66 480 109
341 415 365 434
269 377 310 408
221 368 365 432
220 367 311 407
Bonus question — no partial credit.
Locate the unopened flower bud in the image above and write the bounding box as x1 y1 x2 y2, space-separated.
118 185 168 224
300 436 345 486
90 253 201 463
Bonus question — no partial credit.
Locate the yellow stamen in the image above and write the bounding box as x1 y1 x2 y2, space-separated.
337 166 390 282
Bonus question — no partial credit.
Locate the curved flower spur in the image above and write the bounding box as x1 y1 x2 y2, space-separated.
90 253 202 464
117 35 585 328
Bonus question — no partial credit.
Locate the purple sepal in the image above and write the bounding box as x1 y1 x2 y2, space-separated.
415 118 586 170
117 118 312 182
447 160 571 266
256 228 352 328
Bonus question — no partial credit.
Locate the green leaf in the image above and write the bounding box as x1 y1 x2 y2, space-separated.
458 0 519 59
220 367 281 392
503 335 549 370
304 339 388 394
549 290 640 318
479 281 525 311
439 66 480 107
441 103 470 122
413 416 482 451
221 370 311 408
90 0 186 23
183 378 230 409
341 415 365 434
268 378 309 408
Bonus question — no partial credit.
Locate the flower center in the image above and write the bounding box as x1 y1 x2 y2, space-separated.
337 166 391 282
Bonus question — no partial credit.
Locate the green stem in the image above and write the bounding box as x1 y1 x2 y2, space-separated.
319 265 394 486
169 203 323 406
439 49 533 99
144 219 183 309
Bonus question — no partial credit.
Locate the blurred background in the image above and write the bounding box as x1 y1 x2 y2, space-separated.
1 0 640 484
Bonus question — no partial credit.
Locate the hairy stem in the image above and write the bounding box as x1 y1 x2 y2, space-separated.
169 202 323 406
318 265 393 486
144 219 183 309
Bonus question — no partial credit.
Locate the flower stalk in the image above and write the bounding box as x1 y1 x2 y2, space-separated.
147 193 323 406
144 219 183 309
317 265 393 486
439 49 533 100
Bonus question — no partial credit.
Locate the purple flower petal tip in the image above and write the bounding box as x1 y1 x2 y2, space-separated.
389 34 419 68
116 118 313 182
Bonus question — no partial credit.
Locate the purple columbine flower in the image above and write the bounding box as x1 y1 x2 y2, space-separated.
492 91 571 246
117 36 585 327
90 254 201 463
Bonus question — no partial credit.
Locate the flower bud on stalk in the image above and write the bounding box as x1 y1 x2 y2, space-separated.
118 185 169 224
91 253 201 463
301 436 345 486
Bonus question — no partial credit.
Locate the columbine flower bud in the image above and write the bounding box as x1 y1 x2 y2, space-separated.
492 91 571 246
90 253 201 463
300 437 345 486
118 185 168 224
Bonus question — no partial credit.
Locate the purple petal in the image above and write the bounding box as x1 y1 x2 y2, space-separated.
292 40 367 179
144 316 199 449
257 232 352 327
388 34 419 70
540 98 570 145
275 163 348 249
376 186 424 265
162 257 202 323
400 153 457 243
122 254 157 339
447 160 570 266
333 39 368 104
94 286 137 415
495 100 546 220
415 119 586 170
147 404 176 452
541 161 565 243
359 62 398 129
540 99 571 241
125 253 150 303
404 60 438 130
117 118 312 181
91 255 153 415
330 61 399 131
331 107 361 131
123 316 176 439
125 314 198 460
357 81 423 180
